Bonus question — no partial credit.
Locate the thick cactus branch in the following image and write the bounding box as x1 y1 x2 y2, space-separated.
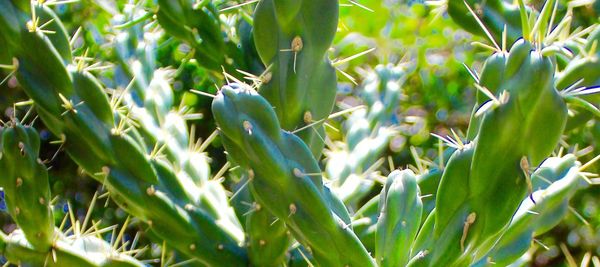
213 84 375 266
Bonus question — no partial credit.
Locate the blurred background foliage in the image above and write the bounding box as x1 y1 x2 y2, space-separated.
0 0 599 265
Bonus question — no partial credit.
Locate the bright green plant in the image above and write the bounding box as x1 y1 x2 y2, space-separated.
0 0 599 266
0 122 145 266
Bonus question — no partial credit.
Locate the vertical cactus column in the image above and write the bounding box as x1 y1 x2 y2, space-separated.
212 85 376 266
0 123 145 266
474 154 589 266
0 123 53 251
376 169 423 267
410 38 568 266
253 0 339 158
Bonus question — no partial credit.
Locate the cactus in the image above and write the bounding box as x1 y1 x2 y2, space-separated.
0 122 54 251
416 39 565 266
473 154 589 266
212 84 375 266
0 2 247 266
1 0 599 266
253 0 339 158
326 64 405 206
376 169 423 267
447 0 525 44
0 122 145 267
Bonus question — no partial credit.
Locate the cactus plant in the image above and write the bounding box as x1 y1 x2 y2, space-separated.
0 122 145 266
0 0 599 266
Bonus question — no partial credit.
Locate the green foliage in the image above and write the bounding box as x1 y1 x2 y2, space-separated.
0 0 599 266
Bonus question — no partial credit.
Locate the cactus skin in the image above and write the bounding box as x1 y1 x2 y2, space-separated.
376 170 423 267
253 0 339 158
409 144 475 267
469 39 566 247
0 125 145 267
473 155 586 266
0 123 54 251
411 39 568 266
212 84 376 266
245 197 292 267
0 2 248 266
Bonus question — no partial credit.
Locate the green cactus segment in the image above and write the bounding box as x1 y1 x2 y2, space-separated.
474 154 586 266
557 26 600 90
156 0 248 73
213 84 375 266
0 125 146 266
0 123 54 251
414 40 568 266
246 199 291 267
409 144 474 266
327 64 405 205
470 39 566 241
1 230 145 267
556 26 600 128
0 1 20 53
253 0 339 158
376 170 423 267
1 3 248 266
229 174 291 267
447 0 524 45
